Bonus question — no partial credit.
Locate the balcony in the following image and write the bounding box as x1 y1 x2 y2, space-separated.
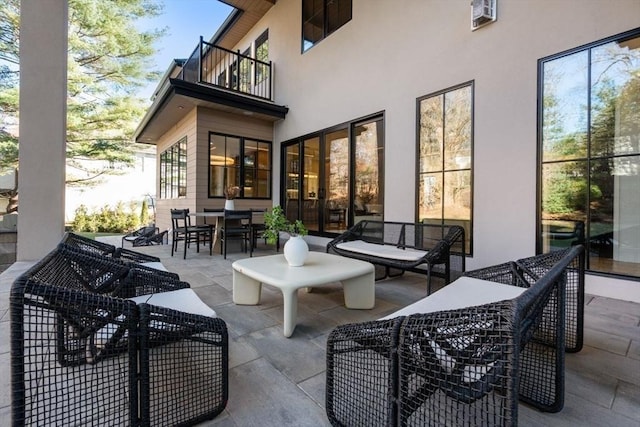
135 36 287 144
179 37 272 102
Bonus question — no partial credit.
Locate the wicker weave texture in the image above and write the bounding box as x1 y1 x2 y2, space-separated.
463 248 585 352
325 246 584 426
11 244 228 426
327 221 466 294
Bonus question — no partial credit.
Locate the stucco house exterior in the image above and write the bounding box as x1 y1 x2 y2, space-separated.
133 0 639 302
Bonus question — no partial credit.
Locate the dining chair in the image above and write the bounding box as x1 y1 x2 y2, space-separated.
170 209 213 259
250 209 280 251
219 209 253 259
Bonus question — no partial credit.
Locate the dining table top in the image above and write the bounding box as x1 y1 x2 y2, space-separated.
189 209 266 217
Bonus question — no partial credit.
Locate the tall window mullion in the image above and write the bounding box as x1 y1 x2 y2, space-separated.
417 82 473 254
159 137 187 200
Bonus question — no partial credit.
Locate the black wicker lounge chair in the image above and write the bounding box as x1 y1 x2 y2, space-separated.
133 229 168 246
326 246 583 426
327 221 466 294
122 225 159 247
465 248 585 352
62 231 163 264
11 244 228 426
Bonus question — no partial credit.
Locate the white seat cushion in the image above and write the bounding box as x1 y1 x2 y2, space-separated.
381 276 525 320
90 289 216 359
381 277 527 384
140 261 168 272
336 240 428 262
130 288 216 318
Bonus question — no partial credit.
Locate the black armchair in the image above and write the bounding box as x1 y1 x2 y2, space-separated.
11 244 228 426
326 246 584 426
61 232 162 264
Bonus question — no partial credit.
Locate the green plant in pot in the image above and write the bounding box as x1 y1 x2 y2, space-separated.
263 205 308 244
263 205 309 266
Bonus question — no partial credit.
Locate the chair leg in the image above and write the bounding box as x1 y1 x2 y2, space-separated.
183 235 187 259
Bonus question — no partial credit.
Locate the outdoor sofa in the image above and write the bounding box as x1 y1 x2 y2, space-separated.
326 221 466 294
11 238 228 426
325 245 584 426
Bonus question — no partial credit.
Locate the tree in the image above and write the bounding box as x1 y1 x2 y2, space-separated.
0 0 166 211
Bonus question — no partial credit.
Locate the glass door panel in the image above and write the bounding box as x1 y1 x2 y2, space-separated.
284 145 300 223
302 137 320 232
354 118 384 223
324 128 349 233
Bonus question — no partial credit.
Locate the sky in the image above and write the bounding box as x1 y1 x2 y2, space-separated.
136 0 233 100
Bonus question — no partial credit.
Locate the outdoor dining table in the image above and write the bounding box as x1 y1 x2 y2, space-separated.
189 209 265 252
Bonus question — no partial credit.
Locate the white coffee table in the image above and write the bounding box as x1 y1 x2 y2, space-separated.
232 252 375 337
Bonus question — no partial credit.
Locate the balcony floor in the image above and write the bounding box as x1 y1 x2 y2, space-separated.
0 239 638 425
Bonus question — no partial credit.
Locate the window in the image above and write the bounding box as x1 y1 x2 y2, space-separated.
159 137 187 199
255 30 269 84
539 29 640 278
239 48 251 93
209 132 272 199
217 69 227 87
302 0 352 52
230 60 238 90
417 82 473 254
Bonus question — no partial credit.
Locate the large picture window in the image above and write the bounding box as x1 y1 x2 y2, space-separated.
539 29 640 279
302 0 352 52
209 132 271 199
417 82 473 254
159 137 187 199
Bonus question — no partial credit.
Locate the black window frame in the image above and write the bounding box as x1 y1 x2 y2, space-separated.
537 27 640 280
208 131 272 199
254 29 269 84
159 136 187 199
302 0 352 53
416 81 474 256
280 112 385 236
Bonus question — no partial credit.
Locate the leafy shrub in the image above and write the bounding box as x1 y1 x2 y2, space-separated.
72 202 141 233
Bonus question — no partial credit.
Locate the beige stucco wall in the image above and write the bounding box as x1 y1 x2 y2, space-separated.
222 0 640 301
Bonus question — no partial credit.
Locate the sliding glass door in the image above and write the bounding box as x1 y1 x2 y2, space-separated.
282 114 384 236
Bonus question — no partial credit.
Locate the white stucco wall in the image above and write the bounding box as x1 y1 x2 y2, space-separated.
18 0 68 260
222 0 640 301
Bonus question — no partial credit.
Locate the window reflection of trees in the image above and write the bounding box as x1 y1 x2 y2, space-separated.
540 34 639 276
418 83 473 253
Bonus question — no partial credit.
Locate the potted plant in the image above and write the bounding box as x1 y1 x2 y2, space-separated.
263 205 309 266
223 186 240 210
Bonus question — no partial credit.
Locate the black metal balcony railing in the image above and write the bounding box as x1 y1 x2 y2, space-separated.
179 37 273 101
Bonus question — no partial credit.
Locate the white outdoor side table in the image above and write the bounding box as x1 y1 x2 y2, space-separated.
232 252 375 337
